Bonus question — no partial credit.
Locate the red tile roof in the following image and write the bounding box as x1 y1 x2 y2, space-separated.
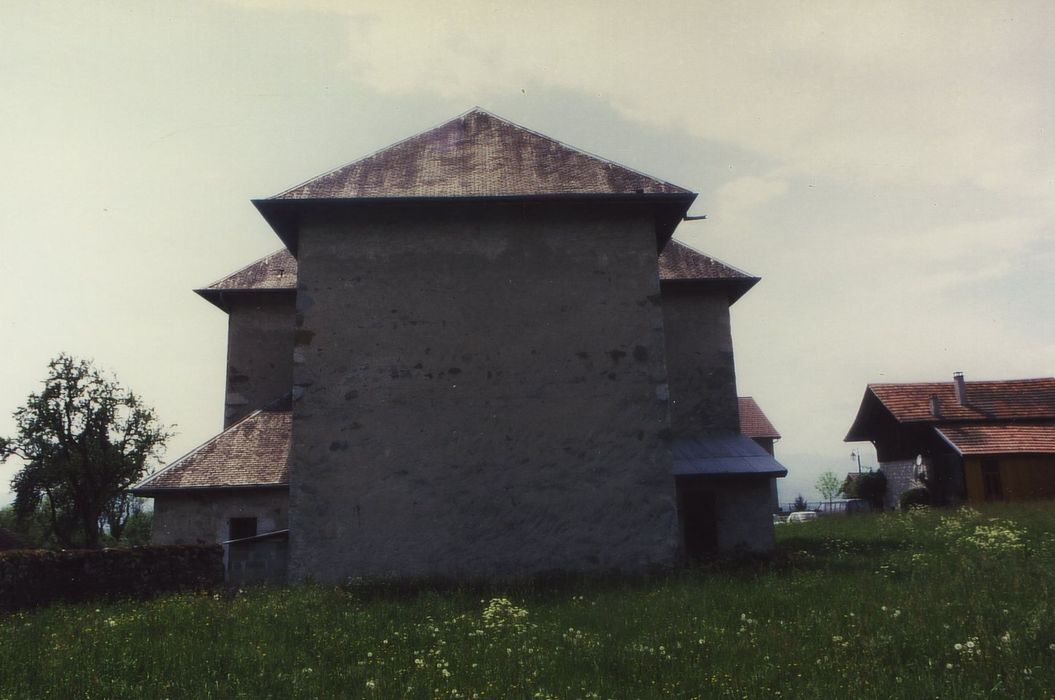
133 405 290 493
868 378 1055 423
271 109 693 200
738 397 781 439
936 424 1055 455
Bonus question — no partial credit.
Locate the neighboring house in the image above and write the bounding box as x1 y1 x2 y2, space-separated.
738 396 782 512
739 397 781 455
134 109 786 582
845 373 1055 508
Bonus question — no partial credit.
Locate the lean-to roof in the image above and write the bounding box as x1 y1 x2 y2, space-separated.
133 403 290 494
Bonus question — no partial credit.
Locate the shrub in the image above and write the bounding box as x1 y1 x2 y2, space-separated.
843 471 887 510
792 495 809 512
899 487 931 510
0 544 223 612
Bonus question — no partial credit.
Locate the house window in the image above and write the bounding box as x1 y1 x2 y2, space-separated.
228 517 258 541
980 459 1003 501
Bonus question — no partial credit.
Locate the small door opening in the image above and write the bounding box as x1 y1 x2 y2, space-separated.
981 459 1003 501
677 478 718 560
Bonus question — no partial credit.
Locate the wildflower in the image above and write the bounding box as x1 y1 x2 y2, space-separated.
365 679 377 690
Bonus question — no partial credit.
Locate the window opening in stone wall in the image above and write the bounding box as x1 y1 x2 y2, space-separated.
229 517 258 541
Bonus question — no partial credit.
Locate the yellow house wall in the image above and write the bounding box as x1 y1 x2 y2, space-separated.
964 455 1055 505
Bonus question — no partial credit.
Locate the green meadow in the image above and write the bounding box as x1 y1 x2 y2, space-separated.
2 503 1055 699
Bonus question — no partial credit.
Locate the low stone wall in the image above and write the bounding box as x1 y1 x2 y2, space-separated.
228 535 288 585
881 459 918 510
0 545 223 612
714 478 776 553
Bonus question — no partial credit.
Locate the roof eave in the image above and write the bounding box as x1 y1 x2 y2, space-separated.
660 277 761 304
194 287 296 312
253 193 697 255
845 388 884 442
132 483 290 497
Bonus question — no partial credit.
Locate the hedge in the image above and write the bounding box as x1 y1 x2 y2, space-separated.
0 545 223 612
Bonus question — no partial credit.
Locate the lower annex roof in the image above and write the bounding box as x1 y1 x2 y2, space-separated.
133 401 290 494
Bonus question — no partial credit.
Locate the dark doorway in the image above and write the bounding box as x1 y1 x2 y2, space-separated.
679 485 718 560
981 459 1003 501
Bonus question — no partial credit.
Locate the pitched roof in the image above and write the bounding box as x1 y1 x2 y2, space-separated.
658 240 759 303
133 404 290 493
196 239 759 306
271 108 693 200
200 249 298 292
868 378 1055 423
253 109 697 252
936 424 1055 456
194 250 297 311
738 397 781 440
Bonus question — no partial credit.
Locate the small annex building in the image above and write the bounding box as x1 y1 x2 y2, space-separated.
738 396 782 511
845 373 1055 507
134 109 786 582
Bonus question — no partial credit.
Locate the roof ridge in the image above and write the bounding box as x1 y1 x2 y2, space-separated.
268 108 692 200
869 377 1055 387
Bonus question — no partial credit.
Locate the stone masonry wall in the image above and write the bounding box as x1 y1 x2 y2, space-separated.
152 489 289 545
660 288 740 435
289 203 678 581
224 295 295 427
228 538 288 585
881 459 918 510
714 478 776 552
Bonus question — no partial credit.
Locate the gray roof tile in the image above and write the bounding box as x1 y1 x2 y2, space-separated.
134 404 290 492
272 108 693 200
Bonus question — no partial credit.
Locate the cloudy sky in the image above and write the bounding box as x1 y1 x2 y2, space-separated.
2 1 1052 506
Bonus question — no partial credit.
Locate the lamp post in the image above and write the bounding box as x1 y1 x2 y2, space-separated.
851 449 863 474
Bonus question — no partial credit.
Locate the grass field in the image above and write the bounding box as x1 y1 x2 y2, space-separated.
2 503 1055 699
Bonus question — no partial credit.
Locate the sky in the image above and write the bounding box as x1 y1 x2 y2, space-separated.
1 0 1053 507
